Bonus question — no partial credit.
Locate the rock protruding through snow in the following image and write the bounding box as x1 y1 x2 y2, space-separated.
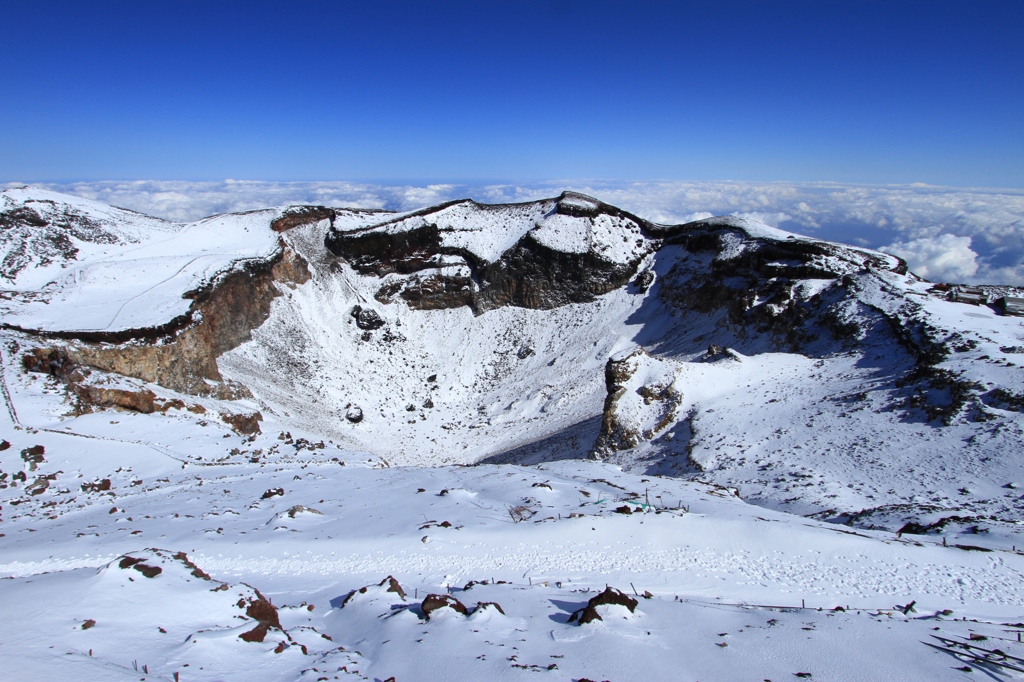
568 587 638 624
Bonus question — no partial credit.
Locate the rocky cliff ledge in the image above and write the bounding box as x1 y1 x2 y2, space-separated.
325 192 659 314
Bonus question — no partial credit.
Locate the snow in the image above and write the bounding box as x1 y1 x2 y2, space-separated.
347 199 556 264
2 397 1023 681
343 194 650 267
529 211 648 265
0 188 288 332
2 187 1024 680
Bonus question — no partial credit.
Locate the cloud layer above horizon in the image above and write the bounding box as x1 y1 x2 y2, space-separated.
9 179 1024 286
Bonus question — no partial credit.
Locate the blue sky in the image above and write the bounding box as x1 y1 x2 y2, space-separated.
2 1 1022 186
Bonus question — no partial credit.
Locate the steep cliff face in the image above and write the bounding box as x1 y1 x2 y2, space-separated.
21 246 310 398
271 205 337 233
4 187 1024 538
655 216 909 351
325 192 657 314
64 246 311 397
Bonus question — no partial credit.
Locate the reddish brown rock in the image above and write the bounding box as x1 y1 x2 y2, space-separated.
271 206 335 233
82 478 112 493
421 594 467 620
221 411 263 435
568 586 638 625
74 385 157 413
238 590 282 642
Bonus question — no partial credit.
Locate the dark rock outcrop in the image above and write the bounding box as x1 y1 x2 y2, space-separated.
118 556 163 578
220 411 263 435
75 385 157 414
351 305 385 330
421 593 467 620
593 349 681 456
340 575 408 607
472 601 505 615
239 590 282 642
568 587 638 624
326 192 658 315
656 218 907 352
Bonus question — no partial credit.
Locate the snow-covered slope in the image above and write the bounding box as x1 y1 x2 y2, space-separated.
3 186 1022 534
0 186 293 333
3 186 1024 680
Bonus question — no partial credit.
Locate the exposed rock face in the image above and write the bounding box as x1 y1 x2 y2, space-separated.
75 385 158 414
271 205 336 233
239 590 283 642
656 217 907 351
380 268 475 310
325 192 658 314
220 411 263 435
470 235 647 311
20 245 310 397
594 349 682 456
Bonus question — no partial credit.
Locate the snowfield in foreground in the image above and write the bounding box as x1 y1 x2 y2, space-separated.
3 413 1024 681
1 186 1024 680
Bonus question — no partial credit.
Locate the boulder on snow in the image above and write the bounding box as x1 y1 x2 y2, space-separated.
118 556 163 578
704 344 740 362
471 601 505 616
351 305 385 330
340 575 408 607
421 593 467 620
345 405 364 423
81 478 112 493
221 411 263 435
285 505 323 518
568 587 638 625
26 474 54 495
634 269 655 292
20 445 45 468
238 591 282 642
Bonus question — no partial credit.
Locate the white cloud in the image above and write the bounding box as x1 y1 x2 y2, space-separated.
881 234 979 283
29 179 1024 286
